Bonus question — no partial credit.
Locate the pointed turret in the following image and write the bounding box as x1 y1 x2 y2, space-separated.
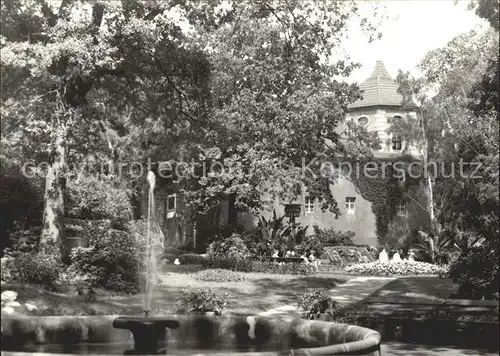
348 60 403 110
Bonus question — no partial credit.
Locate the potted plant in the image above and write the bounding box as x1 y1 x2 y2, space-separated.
178 289 227 316
297 288 338 321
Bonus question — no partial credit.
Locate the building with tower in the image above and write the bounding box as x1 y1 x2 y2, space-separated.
153 60 429 249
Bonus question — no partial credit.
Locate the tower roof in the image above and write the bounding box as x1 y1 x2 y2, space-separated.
348 60 403 110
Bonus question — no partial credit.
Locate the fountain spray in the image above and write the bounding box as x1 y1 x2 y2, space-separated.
145 170 156 318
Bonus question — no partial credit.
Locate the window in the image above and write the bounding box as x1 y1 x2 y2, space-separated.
167 194 176 211
391 135 402 150
345 197 356 215
396 200 407 217
357 116 369 128
304 197 315 214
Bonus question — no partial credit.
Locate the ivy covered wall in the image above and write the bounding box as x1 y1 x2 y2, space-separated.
346 155 430 246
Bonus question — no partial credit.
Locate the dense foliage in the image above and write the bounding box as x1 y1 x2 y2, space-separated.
0 162 44 255
70 221 139 293
243 212 308 256
177 289 227 314
297 288 338 319
11 252 62 288
66 175 133 228
414 23 498 298
206 234 251 260
313 226 356 246
448 244 499 300
178 1 381 224
202 257 317 275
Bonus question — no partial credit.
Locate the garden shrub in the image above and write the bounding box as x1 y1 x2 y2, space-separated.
296 235 324 257
70 220 139 293
176 289 227 314
313 226 355 246
206 234 251 260
297 288 338 319
5 223 42 256
0 161 44 255
191 269 246 282
448 244 499 300
202 257 317 275
13 252 62 288
178 253 205 265
344 260 447 276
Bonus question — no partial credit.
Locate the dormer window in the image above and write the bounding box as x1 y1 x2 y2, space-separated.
357 116 369 128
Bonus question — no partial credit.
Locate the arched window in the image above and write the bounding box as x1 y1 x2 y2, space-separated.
357 116 370 128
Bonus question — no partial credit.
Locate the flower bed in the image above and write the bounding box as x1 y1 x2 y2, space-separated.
191 269 247 282
344 260 448 276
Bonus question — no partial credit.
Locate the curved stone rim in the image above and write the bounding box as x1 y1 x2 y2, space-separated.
1 315 381 355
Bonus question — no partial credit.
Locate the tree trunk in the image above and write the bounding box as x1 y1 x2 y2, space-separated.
40 126 66 258
228 194 238 231
420 107 439 263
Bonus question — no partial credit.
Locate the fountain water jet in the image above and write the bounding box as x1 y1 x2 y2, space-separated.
113 170 179 355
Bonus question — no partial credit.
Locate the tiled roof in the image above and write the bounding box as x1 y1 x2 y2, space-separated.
348 61 403 110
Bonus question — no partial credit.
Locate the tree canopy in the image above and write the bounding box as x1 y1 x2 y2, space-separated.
1 0 380 252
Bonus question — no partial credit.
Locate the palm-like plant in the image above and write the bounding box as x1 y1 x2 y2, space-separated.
254 210 308 255
412 226 483 264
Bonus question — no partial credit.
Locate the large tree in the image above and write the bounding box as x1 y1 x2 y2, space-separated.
389 5 498 294
391 27 498 261
1 0 211 256
174 0 381 227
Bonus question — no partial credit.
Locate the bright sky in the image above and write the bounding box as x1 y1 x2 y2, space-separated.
345 0 488 83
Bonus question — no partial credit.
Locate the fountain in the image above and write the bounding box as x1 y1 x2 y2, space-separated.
113 171 180 354
0 171 383 355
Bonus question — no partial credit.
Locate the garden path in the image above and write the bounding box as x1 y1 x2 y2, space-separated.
258 276 395 317
382 342 497 355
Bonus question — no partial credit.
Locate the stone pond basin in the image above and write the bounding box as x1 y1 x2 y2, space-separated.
1 314 381 355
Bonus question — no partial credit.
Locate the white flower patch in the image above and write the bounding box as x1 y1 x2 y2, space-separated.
344 260 448 276
1 290 18 302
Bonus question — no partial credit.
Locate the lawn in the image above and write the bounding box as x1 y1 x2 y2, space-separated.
1 266 351 316
365 276 458 302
